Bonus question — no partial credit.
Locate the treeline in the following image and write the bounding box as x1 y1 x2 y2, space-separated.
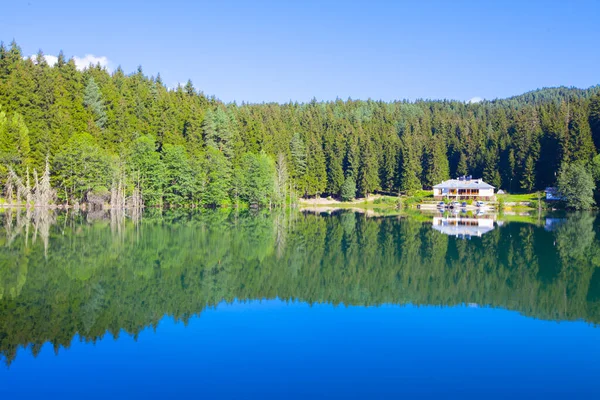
1 210 599 365
2 40 600 207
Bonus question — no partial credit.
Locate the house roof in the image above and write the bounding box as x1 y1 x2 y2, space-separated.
433 178 495 190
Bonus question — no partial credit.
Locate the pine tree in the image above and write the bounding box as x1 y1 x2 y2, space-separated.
305 135 327 197
520 155 536 192
128 135 165 206
0 110 31 176
456 152 468 176
424 138 449 186
83 77 107 129
340 175 357 201
290 133 307 194
400 134 422 192
203 108 234 159
239 152 275 206
482 150 501 189
274 153 288 204
162 144 194 205
590 94 600 150
357 136 379 197
567 104 596 163
204 146 231 206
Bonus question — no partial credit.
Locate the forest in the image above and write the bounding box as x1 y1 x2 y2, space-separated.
2 40 600 207
1 209 600 365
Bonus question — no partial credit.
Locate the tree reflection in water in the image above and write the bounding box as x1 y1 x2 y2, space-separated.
0 209 599 365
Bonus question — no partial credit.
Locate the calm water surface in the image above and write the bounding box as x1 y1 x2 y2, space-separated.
1 209 600 398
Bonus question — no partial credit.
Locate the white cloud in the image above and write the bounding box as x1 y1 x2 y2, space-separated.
28 53 111 71
468 96 483 104
73 54 110 71
28 54 58 66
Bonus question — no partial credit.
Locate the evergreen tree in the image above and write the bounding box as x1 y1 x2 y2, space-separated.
357 135 379 197
305 135 327 197
204 146 231 206
340 175 356 201
239 152 275 206
456 152 468 176
53 132 113 203
0 110 30 176
424 139 449 186
203 108 234 159
521 155 536 192
162 144 194 205
1 39 600 205
400 134 422 192
83 77 107 129
129 135 165 206
290 133 307 194
590 94 600 150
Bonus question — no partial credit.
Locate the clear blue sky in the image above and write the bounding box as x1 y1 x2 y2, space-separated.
1 0 599 103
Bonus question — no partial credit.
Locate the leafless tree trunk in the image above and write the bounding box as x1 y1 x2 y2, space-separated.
275 153 288 206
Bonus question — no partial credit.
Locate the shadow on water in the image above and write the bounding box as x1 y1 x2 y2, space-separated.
0 208 599 365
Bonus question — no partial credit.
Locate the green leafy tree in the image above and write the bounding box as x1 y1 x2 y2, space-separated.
162 144 194 205
557 162 595 210
53 133 113 203
0 110 30 176
239 152 275 206
129 135 165 206
204 146 231 206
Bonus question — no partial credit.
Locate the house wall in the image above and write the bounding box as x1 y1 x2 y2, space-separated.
433 187 495 200
479 188 494 197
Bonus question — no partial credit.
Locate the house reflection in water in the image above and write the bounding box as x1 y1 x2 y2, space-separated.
432 214 496 239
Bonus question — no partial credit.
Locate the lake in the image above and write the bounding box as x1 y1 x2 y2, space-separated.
1 209 600 398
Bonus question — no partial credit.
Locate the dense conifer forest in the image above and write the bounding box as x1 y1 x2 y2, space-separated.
2 40 600 207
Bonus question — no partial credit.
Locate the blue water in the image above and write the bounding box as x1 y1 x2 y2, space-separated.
4 300 600 399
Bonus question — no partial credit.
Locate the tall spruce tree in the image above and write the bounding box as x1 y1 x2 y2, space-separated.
83 77 107 129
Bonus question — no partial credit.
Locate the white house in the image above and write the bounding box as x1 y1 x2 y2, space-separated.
433 177 495 200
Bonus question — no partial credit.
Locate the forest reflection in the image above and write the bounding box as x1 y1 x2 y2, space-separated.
1 208 600 365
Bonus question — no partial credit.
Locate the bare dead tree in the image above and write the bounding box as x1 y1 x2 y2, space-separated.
8 168 29 205
30 160 55 207
5 174 14 205
275 153 288 205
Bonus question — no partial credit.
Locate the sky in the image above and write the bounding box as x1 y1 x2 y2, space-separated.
1 0 599 104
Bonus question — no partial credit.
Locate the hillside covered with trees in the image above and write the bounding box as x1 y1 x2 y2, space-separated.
2 40 600 207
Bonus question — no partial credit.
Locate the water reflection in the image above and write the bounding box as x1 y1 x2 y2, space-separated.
0 208 599 365
432 213 496 238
